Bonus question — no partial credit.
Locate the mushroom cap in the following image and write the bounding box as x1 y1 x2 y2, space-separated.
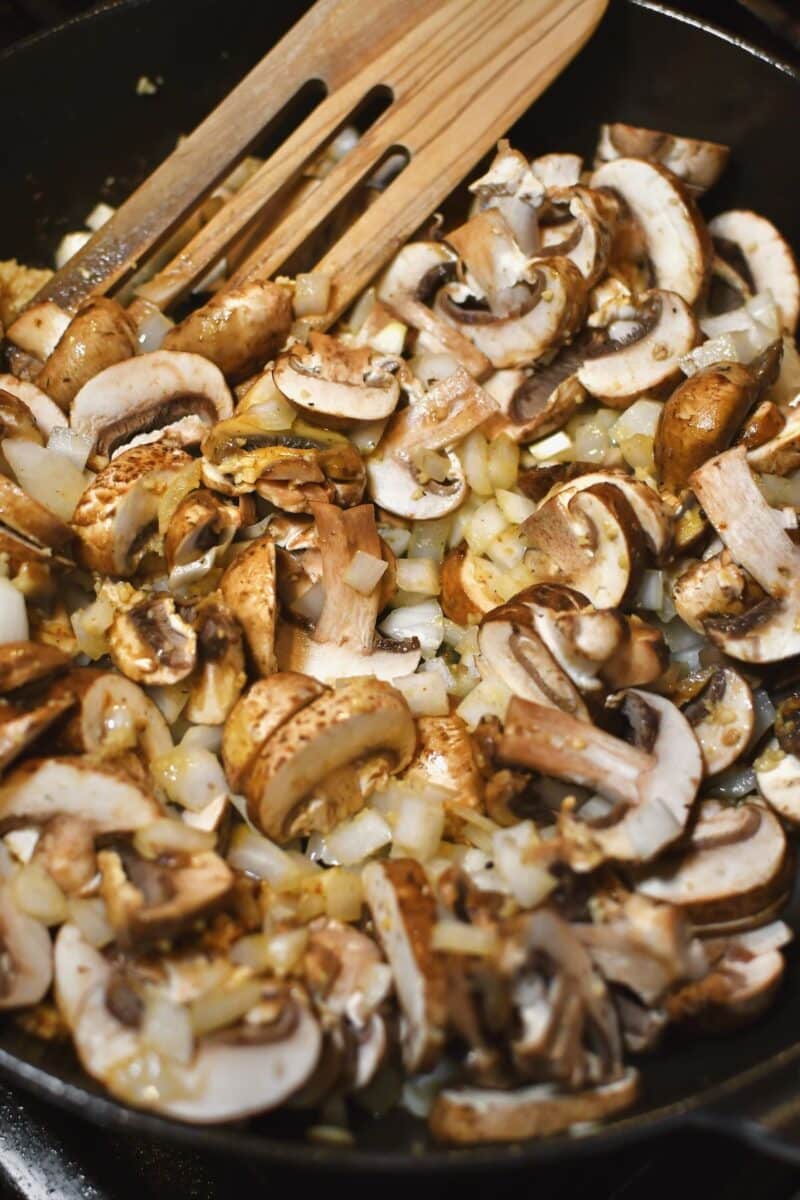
163 280 293 382
429 1069 638 1144
36 298 137 413
244 677 416 842
273 333 401 422
590 158 712 305
0 375 64 439
594 125 729 195
222 672 327 793
109 596 197 687
747 407 800 477
709 209 799 333
0 884 53 1009
219 537 277 677
0 757 162 832
70 350 233 457
71 443 192 577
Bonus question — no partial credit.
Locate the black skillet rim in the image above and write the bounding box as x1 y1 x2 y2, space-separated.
0 0 799 1172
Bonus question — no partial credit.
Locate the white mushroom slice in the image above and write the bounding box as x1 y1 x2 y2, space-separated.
547 470 671 560
220 537 277 677
71 443 192 578
376 241 457 308
429 1070 638 1144
755 739 800 825
531 152 583 191
0 376 64 439
709 210 799 332
363 858 447 1073
682 667 754 776
36 298 137 413
594 125 729 195
469 141 545 254
637 800 789 931
590 158 711 305
49 670 172 763
54 925 321 1123
163 280 293 381
539 187 620 287
435 257 585 369
0 758 161 832
672 551 761 634
70 350 233 458
0 884 52 1009
275 626 421 685
6 302 71 363
243 677 416 842
690 447 800 663
109 596 197 687
577 290 698 405
479 601 590 719
447 209 532 317
274 332 401 421
482 361 586 445
185 598 246 726
500 690 702 865
164 490 239 575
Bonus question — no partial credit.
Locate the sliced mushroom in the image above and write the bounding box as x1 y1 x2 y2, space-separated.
531 601 668 691
71 443 192 577
163 280 293 381
429 1069 638 1144
655 362 759 494
363 857 447 1072
594 125 729 196
219 536 276 677
32 813 96 896
667 925 788 1032
0 471 73 556
690 447 800 662
468 140 544 255
0 376 64 439
672 550 765 634
754 738 800 825
545 470 672 561
0 690 76 772
682 667 754 776
0 390 44 453
709 210 799 332
164 489 240 578
538 186 620 287
577 290 699 406
6 301 71 363
243 677 415 842
531 152 583 191
482 357 587 445
401 714 485 832
441 543 504 622
746 407 800 476
70 350 233 458
636 800 790 932
500 690 702 866
274 332 401 422
590 158 712 305
0 884 52 1009
49 669 172 764
109 595 197 687
0 758 161 832
222 672 327 793
0 641 70 693
35 298 137 413
184 597 246 725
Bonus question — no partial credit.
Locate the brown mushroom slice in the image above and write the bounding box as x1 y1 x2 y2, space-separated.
164 490 240 577
434 256 585 370
163 280 292 382
401 714 484 830
98 846 233 945
219 536 276 677
70 350 233 458
577 291 699 406
0 692 76 772
274 332 401 421
0 758 161 832
6 301 71 363
547 470 671 561
682 667 754 776
531 602 667 692
244 677 415 842
636 800 789 931
33 814 96 896
709 210 799 333
590 158 711 305
746 408 800 476
54 925 321 1123
72 443 192 577
0 472 73 555
35 298 137 413
468 141 544 254
441 543 504 622
109 596 197 687
222 672 327 792
594 125 729 196
500 690 702 865
482 357 586 445
668 938 786 1033
429 1069 638 1144
0 641 70 693
0 376 64 439
672 551 763 634
522 483 645 608
50 669 172 763
185 599 246 726
655 361 759 494
362 858 447 1073
376 241 458 307
539 187 620 287
0 391 45 452
479 601 590 718
447 209 535 318
690 447 800 662
0 884 53 1009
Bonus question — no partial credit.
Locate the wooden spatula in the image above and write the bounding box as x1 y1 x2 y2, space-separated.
36 0 608 326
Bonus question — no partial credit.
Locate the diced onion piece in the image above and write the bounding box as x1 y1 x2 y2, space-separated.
455 676 512 730
142 995 194 1065
347 288 376 334
229 933 272 971
527 430 573 462
227 826 300 885
293 272 331 318
157 461 202 536
12 862 68 925
265 928 309 976
634 569 663 611
151 745 228 812
392 791 445 860
464 500 508 554
488 434 520 490
135 302 175 353
4 829 39 864
680 333 743 376
349 418 388 455
431 920 497 956
396 558 440 596
55 230 91 270
757 472 800 508
0 579 28 644
492 821 556 908
134 819 216 859
458 431 492 496
147 681 192 725
189 977 263 1037
292 580 325 623
323 868 364 922
407 518 451 564
47 426 93 471
67 898 114 948
181 725 223 754
378 523 411 557
239 370 296 424
610 399 663 445
85 202 115 231
369 320 407 355
344 550 388 595
411 448 451 483
565 407 617 464
320 809 392 867
379 598 443 658
495 488 536 525
422 654 456 693
391 671 449 717
410 353 461 385
751 688 776 746
3 438 87 521
485 526 526 571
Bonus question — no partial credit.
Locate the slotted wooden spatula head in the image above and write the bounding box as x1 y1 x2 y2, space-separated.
37 0 608 323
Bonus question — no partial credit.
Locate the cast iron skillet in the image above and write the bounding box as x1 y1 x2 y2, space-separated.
3 0 800 1171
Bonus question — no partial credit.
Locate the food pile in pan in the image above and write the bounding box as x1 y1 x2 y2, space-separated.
0 122 798 1144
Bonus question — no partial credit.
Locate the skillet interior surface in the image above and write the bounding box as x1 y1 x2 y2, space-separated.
1 0 800 1169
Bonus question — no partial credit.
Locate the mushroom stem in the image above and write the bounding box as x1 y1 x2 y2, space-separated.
312 502 383 652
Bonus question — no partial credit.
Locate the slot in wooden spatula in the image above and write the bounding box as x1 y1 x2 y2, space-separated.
36 0 607 326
